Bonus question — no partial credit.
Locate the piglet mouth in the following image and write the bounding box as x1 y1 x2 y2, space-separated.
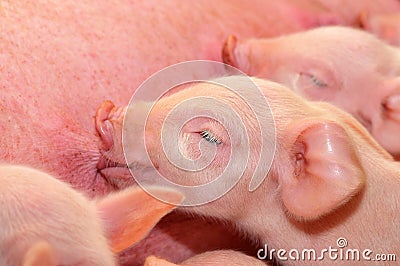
95 100 136 189
97 154 128 169
97 154 135 189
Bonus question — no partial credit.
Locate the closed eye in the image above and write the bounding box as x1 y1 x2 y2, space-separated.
200 130 222 144
300 72 327 88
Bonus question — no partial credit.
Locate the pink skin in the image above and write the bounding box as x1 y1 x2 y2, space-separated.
0 165 183 266
95 102 259 264
360 12 400 46
2 1 400 265
222 26 400 159
2 1 399 196
120 76 399 264
316 0 400 25
145 250 267 266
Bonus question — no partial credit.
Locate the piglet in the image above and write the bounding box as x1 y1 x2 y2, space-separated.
222 26 400 159
113 76 398 264
0 164 183 266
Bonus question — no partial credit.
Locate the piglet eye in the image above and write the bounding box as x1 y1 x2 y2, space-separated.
300 72 327 88
200 130 222 144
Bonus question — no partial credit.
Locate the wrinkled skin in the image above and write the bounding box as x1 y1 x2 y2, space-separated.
222 26 400 159
118 76 399 264
2 1 400 264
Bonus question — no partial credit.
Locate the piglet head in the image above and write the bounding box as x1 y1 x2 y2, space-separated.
123 78 274 215
222 26 400 159
124 76 368 224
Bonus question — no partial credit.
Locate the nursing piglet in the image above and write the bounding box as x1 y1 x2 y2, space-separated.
118 76 398 264
0 165 182 266
222 26 400 159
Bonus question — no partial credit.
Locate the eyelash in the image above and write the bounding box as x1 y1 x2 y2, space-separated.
200 130 222 144
301 73 327 88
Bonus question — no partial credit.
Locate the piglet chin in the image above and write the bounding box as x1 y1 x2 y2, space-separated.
98 167 134 188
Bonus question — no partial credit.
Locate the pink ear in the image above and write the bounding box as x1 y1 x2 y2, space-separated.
22 241 56 266
281 121 365 220
96 187 184 253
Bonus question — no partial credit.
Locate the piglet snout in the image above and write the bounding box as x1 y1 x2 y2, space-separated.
95 100 127 150
96 100 117 150
222 35 238 68
95 101 132 188
382 93 400 122
222 35 252 74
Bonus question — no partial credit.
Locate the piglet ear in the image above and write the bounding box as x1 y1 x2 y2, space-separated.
96 187 184 253
144 256 180 266
22 241 56 266
281 121 365 220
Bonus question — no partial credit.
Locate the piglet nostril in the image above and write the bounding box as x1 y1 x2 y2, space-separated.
381 98 389 112
381 94 400 122
96 100 116 150
383 94 400 111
